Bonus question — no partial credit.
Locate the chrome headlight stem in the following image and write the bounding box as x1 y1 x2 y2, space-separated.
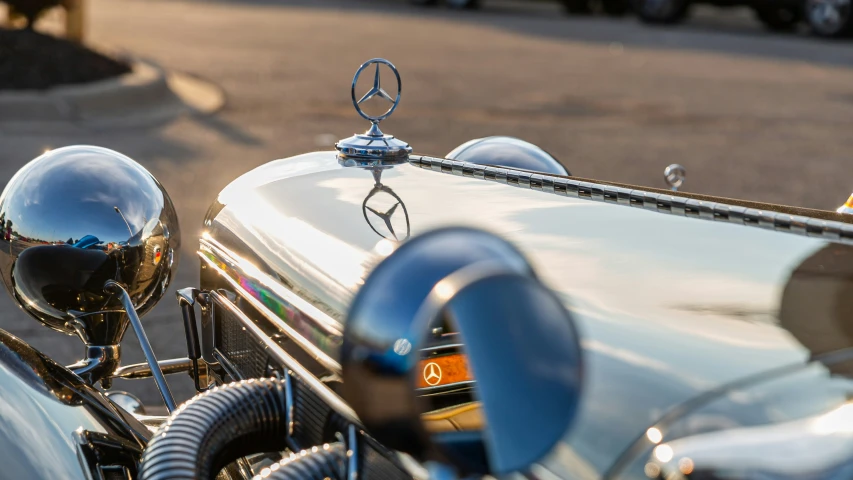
104 280 177 412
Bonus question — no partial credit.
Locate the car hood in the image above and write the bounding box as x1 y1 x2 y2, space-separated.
204 151 853 476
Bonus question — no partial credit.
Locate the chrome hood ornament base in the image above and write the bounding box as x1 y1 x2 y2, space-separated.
336 58 412 166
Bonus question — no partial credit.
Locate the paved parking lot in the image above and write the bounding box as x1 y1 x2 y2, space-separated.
1 0 852 405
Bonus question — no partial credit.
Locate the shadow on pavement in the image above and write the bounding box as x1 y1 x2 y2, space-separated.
190 113 264 146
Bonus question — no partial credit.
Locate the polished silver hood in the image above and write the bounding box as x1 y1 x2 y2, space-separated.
200 151 853 476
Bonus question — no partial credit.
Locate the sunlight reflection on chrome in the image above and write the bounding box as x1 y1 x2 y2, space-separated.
197 237 344 367
678 457 694 475
230 194 369 291
812 401 853 434
650 400 853 479
643 462 661 478
199 234 342 335
434 280 455 302
374 239 396 257
646 427 663 444
653 444 674 463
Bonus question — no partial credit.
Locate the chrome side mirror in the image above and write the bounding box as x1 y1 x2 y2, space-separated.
0 146 180 398
341 227 584 476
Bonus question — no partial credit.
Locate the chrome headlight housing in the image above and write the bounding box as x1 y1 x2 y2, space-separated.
0 145 180 342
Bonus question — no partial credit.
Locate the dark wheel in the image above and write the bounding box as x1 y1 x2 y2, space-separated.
633 0 690 23
563 0 594 15
753 5 802 31
445 0 480 9
805 0 853 37
602 0 631 16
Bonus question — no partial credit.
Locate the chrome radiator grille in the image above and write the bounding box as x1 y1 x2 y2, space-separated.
362 436 409 480
211 294 339 448
291 375 332 447
217 305 272 379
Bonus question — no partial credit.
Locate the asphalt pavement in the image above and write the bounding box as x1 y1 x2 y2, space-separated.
1 0 852 405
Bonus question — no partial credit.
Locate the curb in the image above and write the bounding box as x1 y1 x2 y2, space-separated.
0 60 225 128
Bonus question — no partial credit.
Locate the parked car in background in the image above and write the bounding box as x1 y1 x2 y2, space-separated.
411 0 851 38
633 0 851 38
410 0 631 17
803 0 852 36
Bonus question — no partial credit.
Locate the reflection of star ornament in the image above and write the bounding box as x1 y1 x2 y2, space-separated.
362 180 410 242
365 202 401 240
357 63 395 107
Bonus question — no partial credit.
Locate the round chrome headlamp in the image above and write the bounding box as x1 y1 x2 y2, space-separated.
0 145 180 340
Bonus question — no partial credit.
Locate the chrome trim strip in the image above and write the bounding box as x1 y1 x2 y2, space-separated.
409 155 853 244
209 290 361 425
416 380 477 394
198 240 343 375
201 236 342 337
422 343 464 352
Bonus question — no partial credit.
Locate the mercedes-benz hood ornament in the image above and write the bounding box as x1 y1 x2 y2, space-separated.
336 58 412 166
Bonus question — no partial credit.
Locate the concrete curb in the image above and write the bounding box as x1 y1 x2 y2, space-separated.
0 60 225 129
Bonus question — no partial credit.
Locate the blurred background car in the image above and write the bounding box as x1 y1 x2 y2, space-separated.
411 0 851 38
410 0 631 17
632 0 851 37
803 0 852 36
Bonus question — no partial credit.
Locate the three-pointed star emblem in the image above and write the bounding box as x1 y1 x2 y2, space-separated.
423 362 443 386
357 63 396 106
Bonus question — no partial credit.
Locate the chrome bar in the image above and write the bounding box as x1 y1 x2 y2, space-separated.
135 414 169 428
68 344 121 388
416 380 476 394
347 424 358 480
285 369 295 437
104 280 177 412
176 287 204 391
422 343 464 352
110 357 193 379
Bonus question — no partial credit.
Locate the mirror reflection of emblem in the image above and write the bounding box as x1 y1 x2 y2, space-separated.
423 362 442 386
363 184 410 241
